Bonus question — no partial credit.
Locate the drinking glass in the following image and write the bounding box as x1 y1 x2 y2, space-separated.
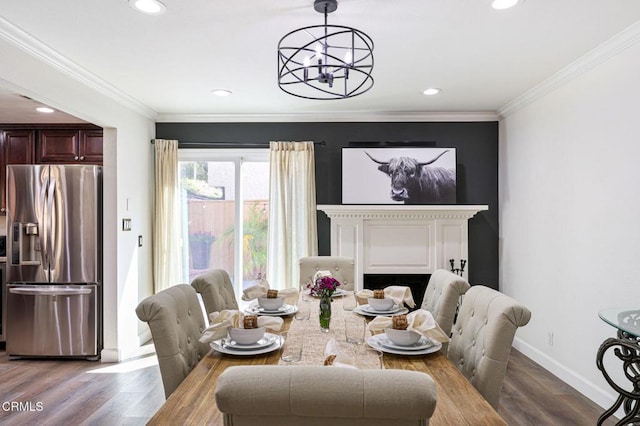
300 282 311 302
344 316 366 345
342 291 356 311
295 302 311 320
280 331 303 363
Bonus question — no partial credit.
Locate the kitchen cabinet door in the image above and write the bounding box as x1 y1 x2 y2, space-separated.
79 129 103 163
0 129 36 214
36 128 80 163
36 128 103 164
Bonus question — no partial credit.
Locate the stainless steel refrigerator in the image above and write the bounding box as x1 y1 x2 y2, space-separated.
5 164 102 359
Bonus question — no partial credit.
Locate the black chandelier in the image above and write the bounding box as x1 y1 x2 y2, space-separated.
277 0 374 100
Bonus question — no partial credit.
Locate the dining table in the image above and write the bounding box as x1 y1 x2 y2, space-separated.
147 292 506 425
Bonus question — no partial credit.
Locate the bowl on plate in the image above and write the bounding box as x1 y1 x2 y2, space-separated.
258 297 285 311
228 327 265 345
367 297 394 311
384 328 421 346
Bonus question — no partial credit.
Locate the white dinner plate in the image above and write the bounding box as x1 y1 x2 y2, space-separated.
354 305 409 317
367 334 442 356
359 304 404 314
245 303 298 316
221 334 278 350
377 335 436 351
211 332 281 356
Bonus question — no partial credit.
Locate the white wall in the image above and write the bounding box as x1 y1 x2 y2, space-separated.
0 35 155 361
500 39 640 409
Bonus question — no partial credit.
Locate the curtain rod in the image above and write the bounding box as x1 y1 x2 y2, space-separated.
151 140 326 148
348 140 436 146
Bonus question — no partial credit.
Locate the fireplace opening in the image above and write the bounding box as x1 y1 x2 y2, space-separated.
363 274 430 310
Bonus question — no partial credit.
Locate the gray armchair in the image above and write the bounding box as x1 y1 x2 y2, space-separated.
215 365 437 425
447 285 531 409
191 268 239 316
135 284 210 399
299 256 355 291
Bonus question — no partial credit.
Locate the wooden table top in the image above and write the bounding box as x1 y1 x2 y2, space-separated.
148 295 506 426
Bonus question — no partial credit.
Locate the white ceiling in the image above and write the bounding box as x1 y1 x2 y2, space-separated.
1 0 640 123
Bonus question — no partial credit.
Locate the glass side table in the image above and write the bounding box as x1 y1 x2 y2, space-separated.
597 308 640 425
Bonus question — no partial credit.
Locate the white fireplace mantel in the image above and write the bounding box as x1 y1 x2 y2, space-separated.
317 205 488 290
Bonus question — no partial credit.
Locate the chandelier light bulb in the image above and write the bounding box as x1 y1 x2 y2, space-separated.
303 56 311 68
344 50 353 65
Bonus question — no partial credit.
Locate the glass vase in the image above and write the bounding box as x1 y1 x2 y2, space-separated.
319 294 332 332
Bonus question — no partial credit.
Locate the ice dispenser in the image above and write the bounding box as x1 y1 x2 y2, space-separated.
11 223 41 266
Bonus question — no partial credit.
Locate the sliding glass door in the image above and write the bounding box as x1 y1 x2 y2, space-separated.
178 149 269 295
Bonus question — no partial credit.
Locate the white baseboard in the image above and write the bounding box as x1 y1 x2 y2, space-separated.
100 348 122 363
512 337 619 417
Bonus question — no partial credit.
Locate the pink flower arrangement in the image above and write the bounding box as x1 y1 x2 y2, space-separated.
307 276 341 298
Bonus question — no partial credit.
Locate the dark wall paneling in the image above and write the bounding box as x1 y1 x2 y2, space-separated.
156 122 499 289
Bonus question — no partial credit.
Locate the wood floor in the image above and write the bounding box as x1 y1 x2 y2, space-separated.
0 344 616 425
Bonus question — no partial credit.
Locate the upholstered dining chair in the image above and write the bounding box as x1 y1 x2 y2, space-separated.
191 268 239 317
215 365 437 425
421 269 471 337
447 285 531 410
135 284 210 399
299 256 355 291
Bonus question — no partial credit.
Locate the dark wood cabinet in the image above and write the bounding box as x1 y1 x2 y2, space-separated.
0 129 36 214
36 128 103 164
0 124 102 215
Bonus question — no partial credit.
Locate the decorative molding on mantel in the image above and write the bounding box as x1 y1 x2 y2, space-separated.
317 205 489 220
318 204 489 289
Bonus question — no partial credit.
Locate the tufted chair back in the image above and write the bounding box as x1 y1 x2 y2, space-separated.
216 365 437 425
299 256 355 291
135 284 210 399
447 285 531 410
191 269 239 317
421 269 470 337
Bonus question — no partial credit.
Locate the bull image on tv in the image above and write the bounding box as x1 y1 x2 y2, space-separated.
342 147 456 205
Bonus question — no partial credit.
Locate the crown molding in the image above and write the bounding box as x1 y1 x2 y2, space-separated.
499 20 640 118
156 111 499 123
0 16 157 121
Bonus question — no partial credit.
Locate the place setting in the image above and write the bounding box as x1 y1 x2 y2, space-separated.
353 286 413 317
365 310 448 356
199 309 284 356
242 277 299 317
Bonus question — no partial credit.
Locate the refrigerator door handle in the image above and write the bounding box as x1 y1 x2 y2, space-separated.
45 178 56 281
9 287 92 296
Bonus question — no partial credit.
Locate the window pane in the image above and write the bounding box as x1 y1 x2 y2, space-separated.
180 161 235 283
241 162 270 285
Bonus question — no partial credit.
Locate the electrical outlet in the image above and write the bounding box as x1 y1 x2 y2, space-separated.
547 332 554 347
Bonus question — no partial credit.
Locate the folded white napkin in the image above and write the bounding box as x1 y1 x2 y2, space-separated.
356 285 416 308
366 309 449 343
241 278 299 305
199 309 284 343
324 338 358 369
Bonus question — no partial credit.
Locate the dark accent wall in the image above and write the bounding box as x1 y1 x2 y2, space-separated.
156 122 499 289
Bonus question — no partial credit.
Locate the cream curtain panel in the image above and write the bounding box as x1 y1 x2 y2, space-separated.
267 141 318 290
153 139 182 292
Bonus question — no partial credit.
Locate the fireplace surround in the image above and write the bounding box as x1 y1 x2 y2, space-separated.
317 205 488 291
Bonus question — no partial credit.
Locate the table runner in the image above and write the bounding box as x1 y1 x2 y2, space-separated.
277 292 379 367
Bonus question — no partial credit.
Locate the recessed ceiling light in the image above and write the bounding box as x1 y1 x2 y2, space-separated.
212 89 232 97
36 106 55 113
423 88 442 96
128 0 166 16
491 0 519 10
